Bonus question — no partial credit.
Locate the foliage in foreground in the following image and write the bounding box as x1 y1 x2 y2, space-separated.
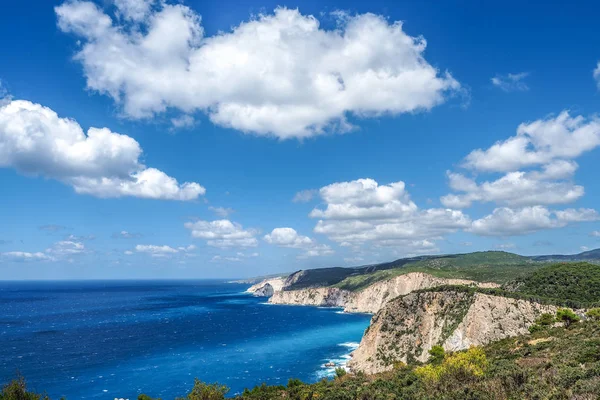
6 319 600 400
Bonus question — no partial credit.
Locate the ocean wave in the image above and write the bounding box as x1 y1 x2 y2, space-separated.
338 342 360 350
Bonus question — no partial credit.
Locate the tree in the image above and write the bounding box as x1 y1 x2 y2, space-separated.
0 376 50 400
428 345 445 364
176 379 228 400
138 395 161 400
334 367 347 379
586 308 600 321
535 313 555 326
556 308 580 327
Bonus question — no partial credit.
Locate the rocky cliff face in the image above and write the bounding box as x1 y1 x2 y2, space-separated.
268 272 499 314
246 277 286 296
348 291 558 374
269 287 351 307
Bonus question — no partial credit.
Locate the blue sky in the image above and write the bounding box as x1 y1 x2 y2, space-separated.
1 0 600 279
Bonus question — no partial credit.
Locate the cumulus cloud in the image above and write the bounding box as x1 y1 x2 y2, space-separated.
209 206 235 217
595 62 600 89
293 189 317 203
0 251 54 262
469 206 599 236
47 240 86 255
309 178 470 252
56 2 460 139
463 112 600 173
264 227 333 258
184 219 258 248
441 168 584 208
112 230 143 239
0 100 205 200
441 111 600 237
134 244 195 257
491 72 529 92
591 231 600 237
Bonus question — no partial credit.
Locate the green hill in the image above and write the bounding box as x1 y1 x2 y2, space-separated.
333 251 541 291
509 262 600 307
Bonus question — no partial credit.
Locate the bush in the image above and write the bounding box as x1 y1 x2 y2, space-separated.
586 307 600 321
334 368 347 379
415 347 488 385
428 345 445 364
556 308 581 327
0 377 50 400
176 379 228 400
535 313 555 326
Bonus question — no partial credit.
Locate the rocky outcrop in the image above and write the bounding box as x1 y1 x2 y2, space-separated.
269 287 351 307
246 277 286 297
268 272 499 314
348 291 558 374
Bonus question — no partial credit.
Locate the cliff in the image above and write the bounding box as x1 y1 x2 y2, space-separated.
269 272 499 314
348 290 558 374
246 277 286 297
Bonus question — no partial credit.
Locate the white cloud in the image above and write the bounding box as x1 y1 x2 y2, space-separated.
0 100 205 200
0 251 54 261
264 228 313 248
264 227 333 258
463 112 600 173
170 115 195 130
211 255 241 262
594 62 600 89
581 246 590 252
310 178 470 251
113 0 155 21
441 169 584 208
209 206 235 217
495 243 515 250
469 206 599 236
293 189 317 203
112 230 143 239
591 231 600 237
491 72 529 92
56 2 460 139
47 240 86 255
184 219 258 248
134 244 195 257
39 224 67 232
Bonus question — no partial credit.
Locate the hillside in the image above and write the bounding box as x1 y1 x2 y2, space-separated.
509 262 600 308
278 249 600 292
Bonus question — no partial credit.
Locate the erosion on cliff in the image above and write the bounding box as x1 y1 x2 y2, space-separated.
246 277 286 296
269 272 499 314
349 289 559 374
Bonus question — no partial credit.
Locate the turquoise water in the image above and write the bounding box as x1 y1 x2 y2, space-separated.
0 280 371 399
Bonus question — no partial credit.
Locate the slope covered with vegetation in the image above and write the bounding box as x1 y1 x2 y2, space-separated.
333 251 542 291
509 262 600 307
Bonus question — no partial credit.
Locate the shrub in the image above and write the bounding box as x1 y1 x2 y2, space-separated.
334 368 347 379
0 376 50 400
428 345 445 364
415 346 488 385
535 313 555 326
556 308 581 327
586 307 600 321
176 379 228 400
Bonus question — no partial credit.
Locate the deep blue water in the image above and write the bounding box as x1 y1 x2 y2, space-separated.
0 280 371 399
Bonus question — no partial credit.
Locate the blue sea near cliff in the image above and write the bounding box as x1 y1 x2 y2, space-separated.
0 280 371 399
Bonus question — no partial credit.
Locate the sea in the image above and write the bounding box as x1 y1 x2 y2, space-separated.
0 280 372 399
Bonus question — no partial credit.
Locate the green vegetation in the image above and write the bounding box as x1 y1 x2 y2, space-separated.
0 376 51 400
511 262 600 305
587 307 600 321
334 252 544 291
9 320 600 400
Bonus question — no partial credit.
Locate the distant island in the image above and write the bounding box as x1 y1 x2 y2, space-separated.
5 249 600 399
